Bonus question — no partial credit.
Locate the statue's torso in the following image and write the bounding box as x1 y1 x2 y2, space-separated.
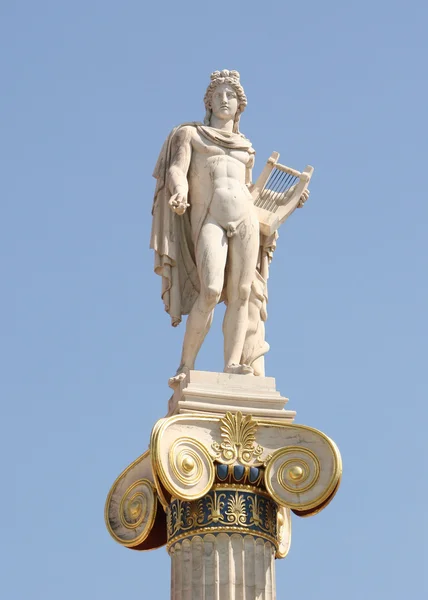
188 128 255 229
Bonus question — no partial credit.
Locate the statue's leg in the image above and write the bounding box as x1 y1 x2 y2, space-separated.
223 214 260 373
175 216 227 376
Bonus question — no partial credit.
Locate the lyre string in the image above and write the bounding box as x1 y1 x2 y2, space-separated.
265 171 292 211
263 169 284 210
258 169 282 209
254 165 300 212
266 172 298 212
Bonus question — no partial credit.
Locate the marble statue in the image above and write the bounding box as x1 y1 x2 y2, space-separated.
150 70 309 385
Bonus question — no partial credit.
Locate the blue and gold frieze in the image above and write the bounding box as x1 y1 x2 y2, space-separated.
167 485 278 550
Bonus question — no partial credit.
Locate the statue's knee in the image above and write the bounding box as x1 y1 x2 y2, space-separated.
238 283 252 303
203 285 222 309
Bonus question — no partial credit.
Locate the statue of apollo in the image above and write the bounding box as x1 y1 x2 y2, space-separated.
150 70 309 386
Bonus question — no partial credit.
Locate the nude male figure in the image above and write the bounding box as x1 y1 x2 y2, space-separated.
151 71 310 384
169 79 258 380
160 71 259 383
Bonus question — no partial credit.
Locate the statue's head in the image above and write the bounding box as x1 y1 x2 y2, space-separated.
204 70 247 133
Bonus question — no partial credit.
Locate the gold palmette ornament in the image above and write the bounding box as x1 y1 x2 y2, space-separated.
212 412 264 464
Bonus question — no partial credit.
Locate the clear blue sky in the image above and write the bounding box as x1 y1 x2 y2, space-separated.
2 1 427 598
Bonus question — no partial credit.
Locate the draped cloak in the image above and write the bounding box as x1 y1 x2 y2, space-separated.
150 122 275 373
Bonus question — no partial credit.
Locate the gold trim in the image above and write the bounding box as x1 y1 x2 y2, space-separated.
293 473 342 518
150 418 172 509
276 507 292 559
171 483 272 503
151 473 170 510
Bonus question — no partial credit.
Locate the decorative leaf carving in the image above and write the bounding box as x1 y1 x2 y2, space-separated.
226 491 247 525
212 411 264 465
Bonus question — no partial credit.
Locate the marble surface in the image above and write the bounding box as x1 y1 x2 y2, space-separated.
170 534 276 600
167 369 295 421
151 70 311 385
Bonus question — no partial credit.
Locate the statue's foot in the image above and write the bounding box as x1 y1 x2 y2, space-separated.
168 365 190 389
224 363 254 375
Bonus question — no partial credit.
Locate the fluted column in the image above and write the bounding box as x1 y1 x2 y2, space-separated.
170 533 276 600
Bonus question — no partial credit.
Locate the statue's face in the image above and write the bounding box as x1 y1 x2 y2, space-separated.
210 83 238 121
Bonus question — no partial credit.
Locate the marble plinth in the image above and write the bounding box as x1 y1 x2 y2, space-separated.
167 370 295 422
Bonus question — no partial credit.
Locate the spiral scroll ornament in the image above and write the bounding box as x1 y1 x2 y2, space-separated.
105 478 157 548
119 481 149 529
166 438 215 501
264 445 340 512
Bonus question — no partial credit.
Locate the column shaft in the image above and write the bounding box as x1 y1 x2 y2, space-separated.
170 533 276 600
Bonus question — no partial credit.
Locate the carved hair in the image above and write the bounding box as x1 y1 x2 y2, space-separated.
204 70 247 133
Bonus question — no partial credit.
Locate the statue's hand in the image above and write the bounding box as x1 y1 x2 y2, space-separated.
298 189 310 208
169 193 189 215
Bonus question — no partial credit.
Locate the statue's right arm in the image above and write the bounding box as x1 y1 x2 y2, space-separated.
168 126 193 198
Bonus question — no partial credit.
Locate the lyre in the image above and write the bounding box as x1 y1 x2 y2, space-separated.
251 152 314 236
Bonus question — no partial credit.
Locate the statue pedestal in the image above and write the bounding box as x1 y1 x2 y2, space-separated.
105 371 341 600
168 370 295 422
